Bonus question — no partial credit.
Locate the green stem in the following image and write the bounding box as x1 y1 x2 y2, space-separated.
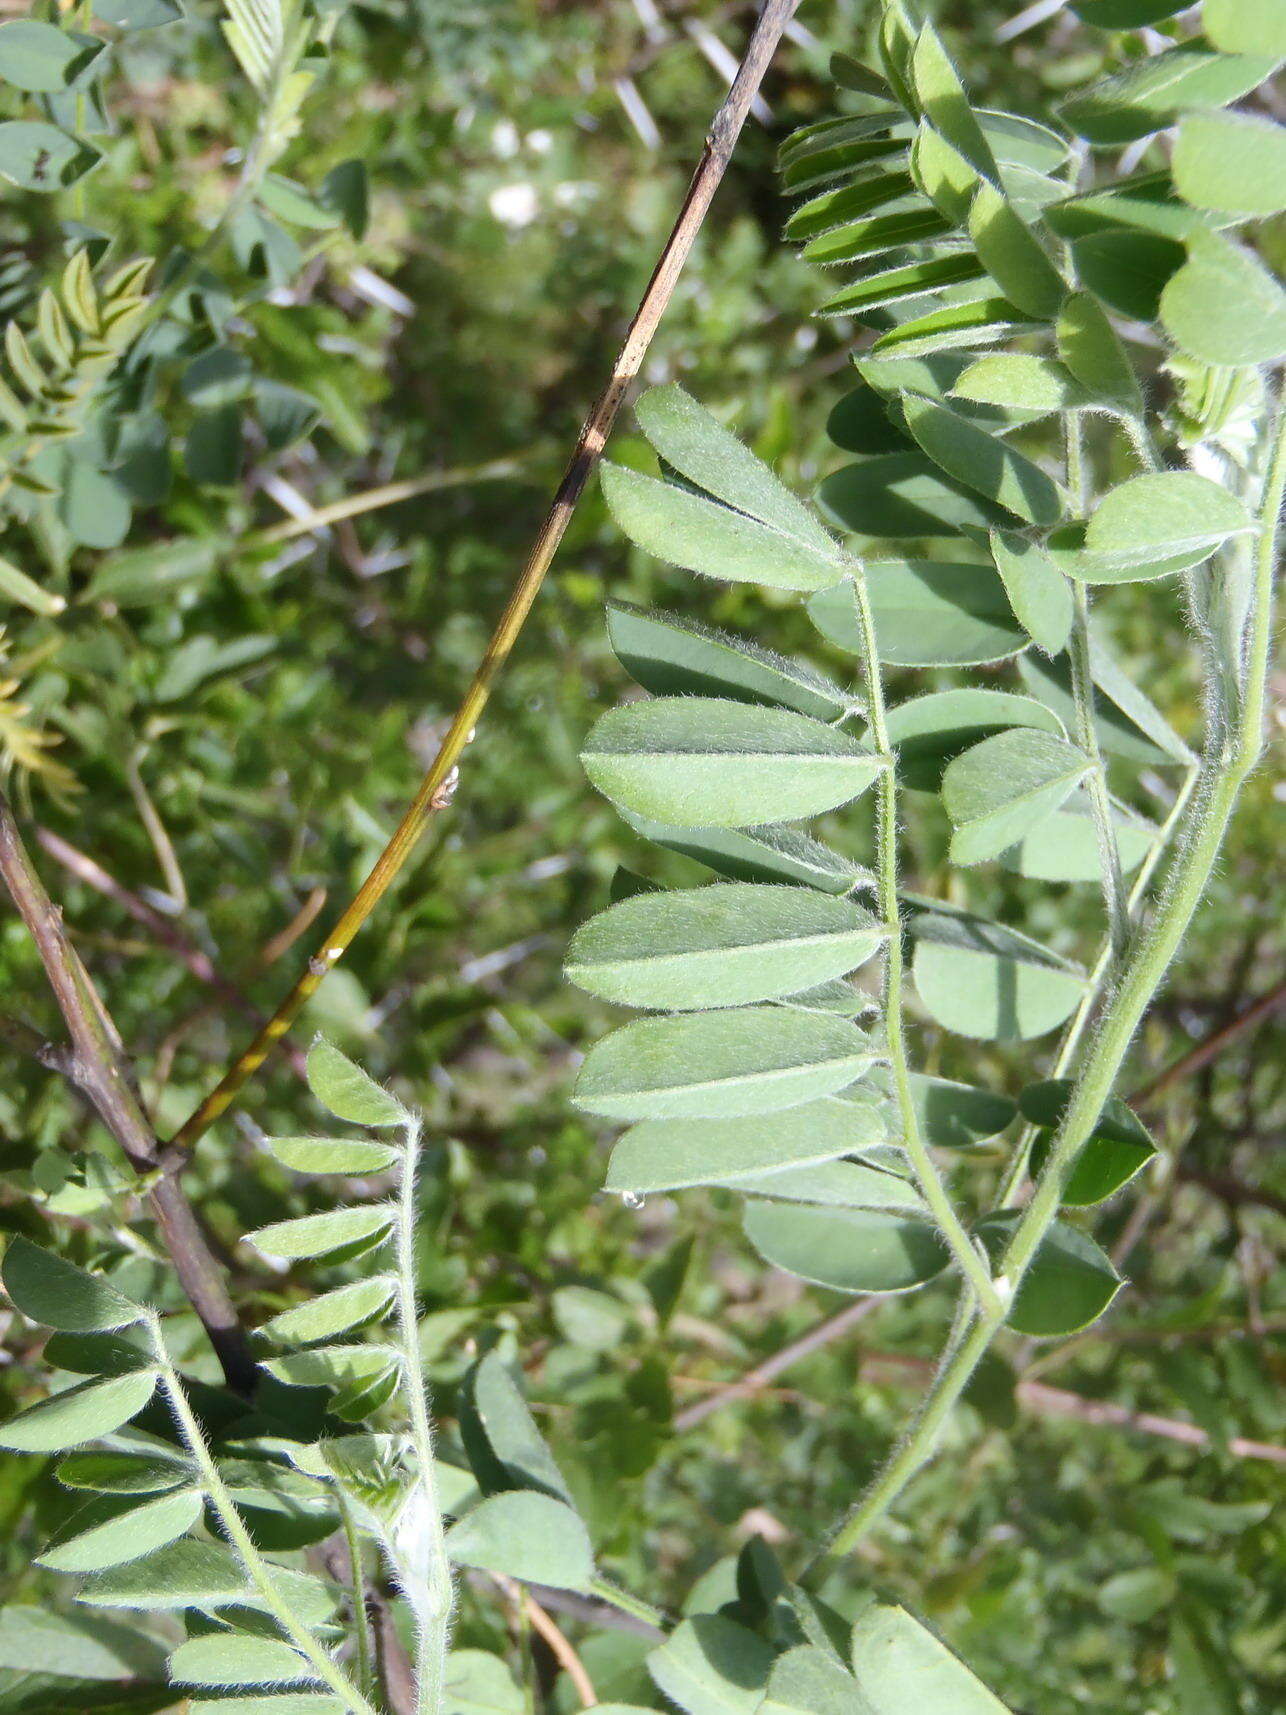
819 396 1285 1563
393 1119 454 1715
849 574 1003 1319
336 1484 378 1708
148 1320 379 1715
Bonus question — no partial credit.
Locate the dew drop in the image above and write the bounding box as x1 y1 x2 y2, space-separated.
620 1190 645 1210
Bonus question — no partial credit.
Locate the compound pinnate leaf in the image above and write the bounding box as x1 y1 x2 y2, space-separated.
902 397 1064 526
942 729 1091 866
247 1205 394 1261
850 1603 1014 1712
1204 0 1286 55
977 1214 1122 1336
600 463 840 593
908 905 1086 1041
305 1041 405 1127
809 563 1026 668
258 1275 396 1345
1173 110 1286 218
605 1096 888 1194
744 1200 948 1294
582 697 883 828
168 1633 314 1687
1021 1080 1157 1205
1058 49 1277 147
634 384 840 559
37 1487 202 1573
445 1491 593 1591
1161 230 1286 366
573 1008 875 1121
566 884 884 1011
883 687 1066 791
649 1616 774 1715
265 1136 400 1174
0 1370 157 1453
605 602 850 722
1 1239 144 1333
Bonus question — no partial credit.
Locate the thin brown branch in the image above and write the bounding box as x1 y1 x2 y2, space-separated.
494 1575 598 1708
1133 977 1286 1106
168 0 802 1154
0 792 255 1395
34 824 308 1079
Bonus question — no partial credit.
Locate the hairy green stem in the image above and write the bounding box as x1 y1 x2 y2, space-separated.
336 1484 378 1708
849 575 1003 1318
148 1320 379 1715
393 1119 454 1715
819 398 1284 1561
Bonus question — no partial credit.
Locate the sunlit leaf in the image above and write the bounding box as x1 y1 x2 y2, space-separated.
37 1488 202 1573
850 1603 1013 1712
942 729 1091 866
1021 1080 1157 1205
1161 230 1286 366
1 1240 144 1334
0 1371 157 1453
908 904 1086 1041
445 1491 593 1591
1173 110 1286 218
305 1041 405 1127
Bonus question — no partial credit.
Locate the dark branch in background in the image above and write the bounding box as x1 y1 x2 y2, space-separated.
0 792 255 1395
168 0 803 1153
1134 975 1286 1107
34 824 310 1080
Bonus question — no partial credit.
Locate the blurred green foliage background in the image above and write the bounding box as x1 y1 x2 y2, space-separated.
0 3 1281 1711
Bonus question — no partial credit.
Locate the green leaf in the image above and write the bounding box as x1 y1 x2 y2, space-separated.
91 0 180 26
81 1541 333 1625
0 1371 157 1453
623 814 871 895
305 1041 405 1127
605 1096 888 1194
566 884 884 1011
883 687 1066 791
759 1646 873 1715
648 1616 774 1715
1070 229 1184 322
801 206 951 267
870 297 1037 360
1058 49 1278 147
908 905 1086 1041
977 1214 1122 1336
187 1696 344 1714
1169 1611 1242 1715
0 120 98 191
247 1205 394 1262
1073 1 1190 22
265 1136 399 1174
1204 0 1286 55
1173 110 1286 218
818 252 986 320
1161 230 1286 366
442 1649 525 1715
818 454 1012 540
605 603 849 722
723 1158 923 1212
37 1489 202 1573
942 729 1091 866
445 1491 593 1591
634 385 840 560
184 406 242 487
0 1606 167 1681
57 1450 192 1495
809 563 1026 668
42 1330 152 1379
967 183 1064 318
168 1634 313 1687
998 790 1155 882
987 532 1073 655
258 1275 396 1345
910 21 999 180
911 122 980 223
786 171 916 241
953 355 1091 417
1056 292 1142 413
600 464 840 593
581 698 883 829
902 397 1064 526
84 538 221 609
0 22 102 93
1070 472 1254 583
2 1240 144 1334
850 1603 1013 1713
1021 1080 1157 1205
573 1008 876 1121
744 1201 948 1294
262 1345 397 1396
459 1348 572 1504
902 1075 1017 1149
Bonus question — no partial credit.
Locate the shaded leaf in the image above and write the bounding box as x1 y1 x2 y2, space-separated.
623 814 871 895
902 396 1064 526
818 454 1011 540
850 1603 1013 1712
809 563 1026 668
648 1616 774 1715
988 532 1073 654
0 1371 157 1453
459 1348 572 1504
967 182 1064 318
883 687 1065 791
445 1491 593 1592
0 1607 167 1681
1 1240 143 1334
942 729 1091 865
977 1214 1122 1336
744 1201 948 1294
1056 292 1142 413
908 905 1086 1041
1059 49 1277 147
1021 1080 1157 1205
